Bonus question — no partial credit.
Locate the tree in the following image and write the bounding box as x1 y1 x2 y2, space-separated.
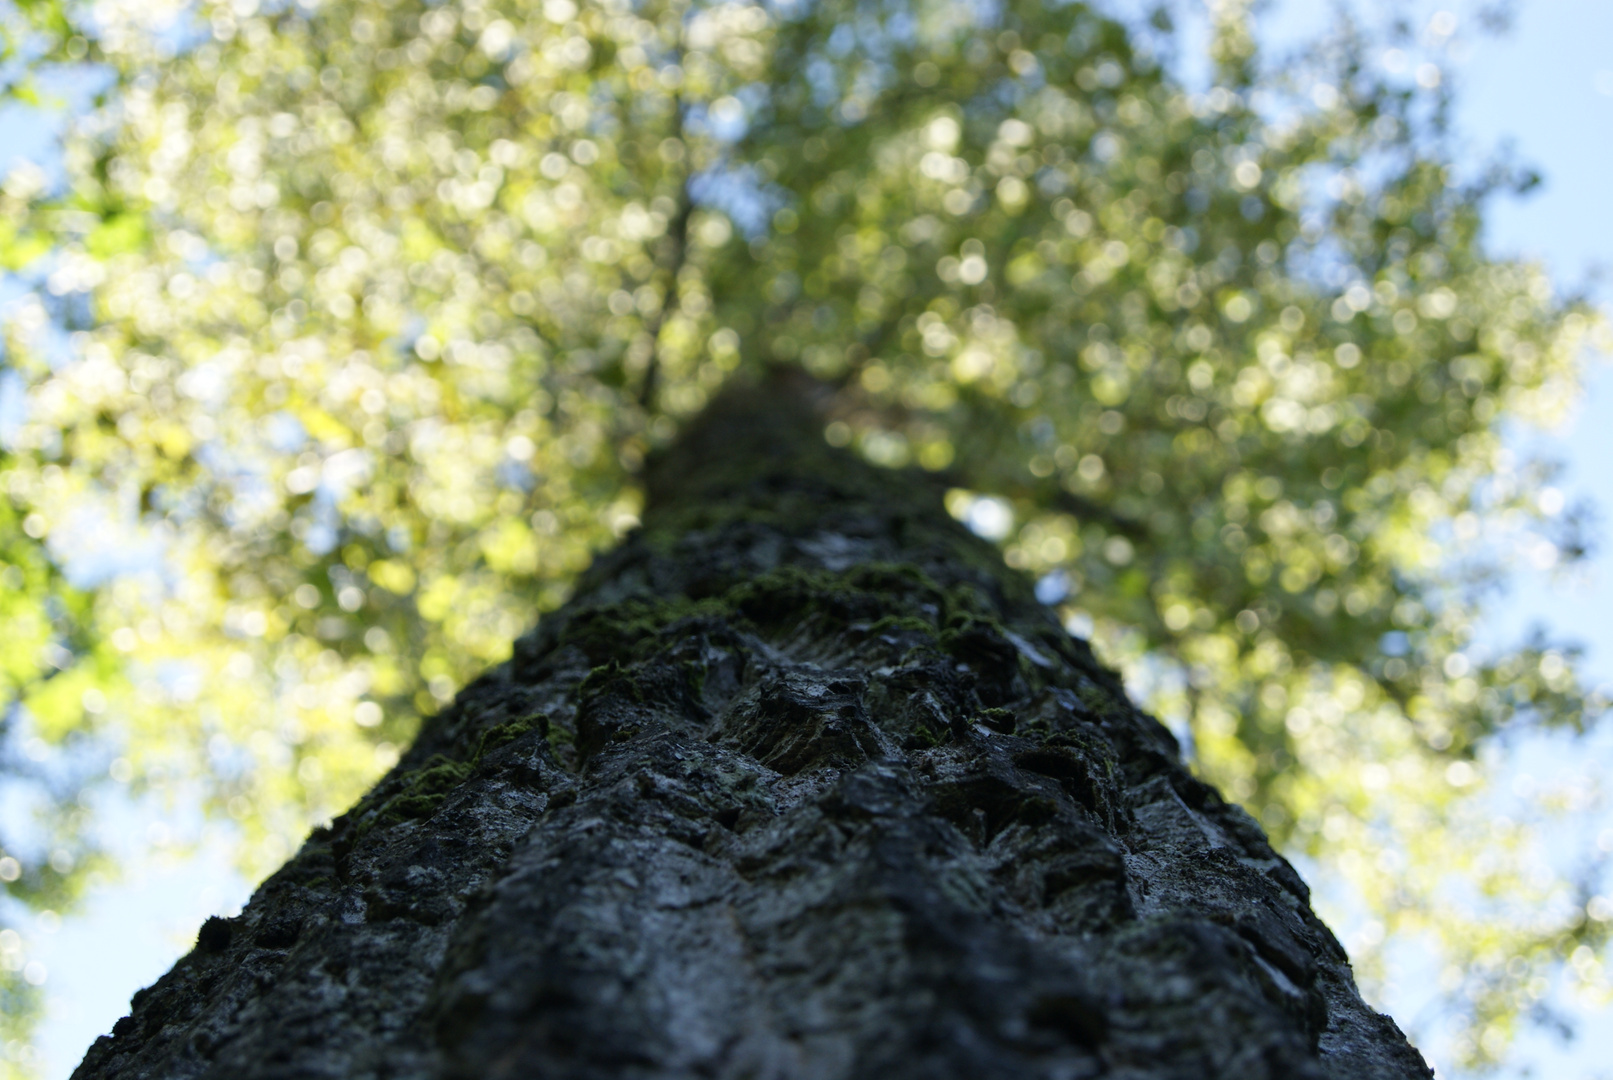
0 0 1607 1072
72 374 1436 1079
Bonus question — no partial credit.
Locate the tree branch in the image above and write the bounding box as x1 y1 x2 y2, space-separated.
637 183 693 411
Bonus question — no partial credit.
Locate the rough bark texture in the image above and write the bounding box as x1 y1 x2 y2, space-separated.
75 377 1432 1080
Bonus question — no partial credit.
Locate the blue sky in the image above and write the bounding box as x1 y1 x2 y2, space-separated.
5 1 1613 1077
1456 0 1613 663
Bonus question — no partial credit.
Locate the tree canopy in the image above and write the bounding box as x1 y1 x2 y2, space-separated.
0 0 1608 1073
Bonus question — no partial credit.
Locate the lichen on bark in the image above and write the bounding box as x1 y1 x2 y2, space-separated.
74 376 1432 1079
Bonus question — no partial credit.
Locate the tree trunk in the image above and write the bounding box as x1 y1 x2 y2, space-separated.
74 375 1432 1080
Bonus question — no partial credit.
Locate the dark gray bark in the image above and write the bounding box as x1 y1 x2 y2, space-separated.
75 376 1432 1080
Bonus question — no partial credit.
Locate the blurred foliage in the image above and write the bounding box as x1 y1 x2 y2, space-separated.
1 0 1611 1073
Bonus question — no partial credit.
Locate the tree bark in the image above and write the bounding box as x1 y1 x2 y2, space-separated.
75 375 1432 1080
